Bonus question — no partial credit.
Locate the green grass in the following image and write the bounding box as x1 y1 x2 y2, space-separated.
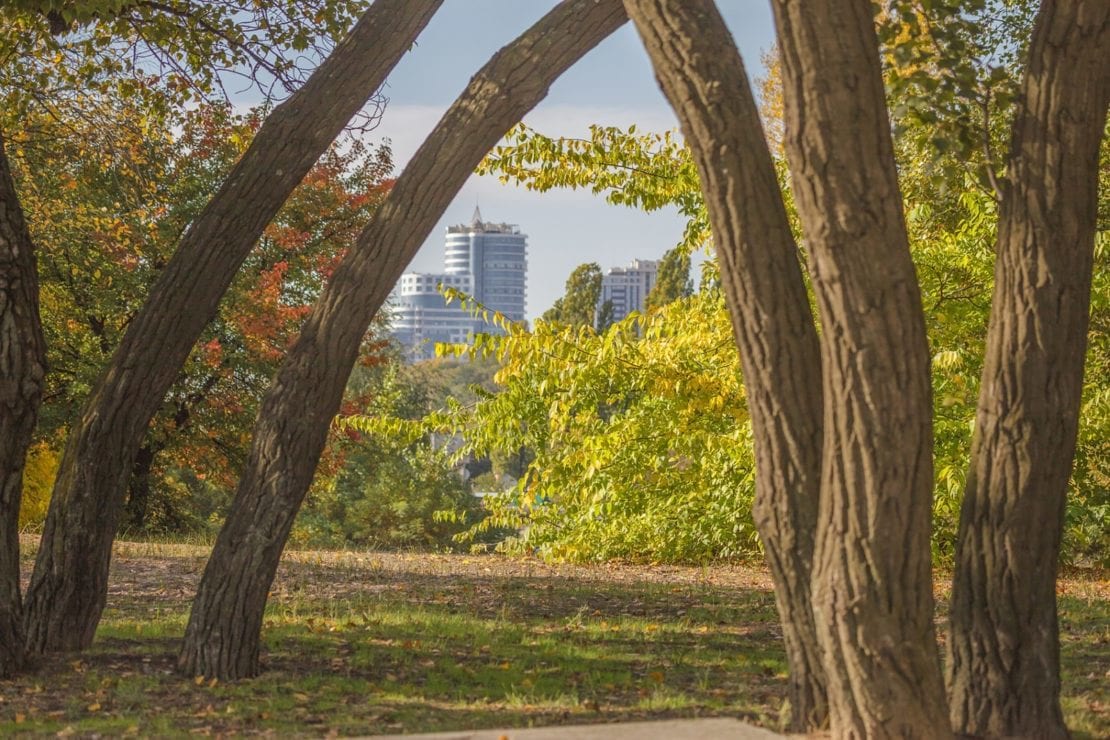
2 543 1107 737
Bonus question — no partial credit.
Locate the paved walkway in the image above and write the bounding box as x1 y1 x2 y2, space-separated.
372 718 785 739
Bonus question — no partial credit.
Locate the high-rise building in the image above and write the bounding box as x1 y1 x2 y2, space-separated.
599 258 659 323
444 208 527 323
391 208 527 360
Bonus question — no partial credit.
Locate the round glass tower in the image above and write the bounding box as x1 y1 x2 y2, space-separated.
444 207 527 322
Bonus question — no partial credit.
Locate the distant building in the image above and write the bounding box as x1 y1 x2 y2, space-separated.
599 258 659 322
391 208 527 360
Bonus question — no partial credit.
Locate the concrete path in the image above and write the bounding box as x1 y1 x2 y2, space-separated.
371 718 785 739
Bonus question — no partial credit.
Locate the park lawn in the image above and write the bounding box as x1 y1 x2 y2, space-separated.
2 541 1107 738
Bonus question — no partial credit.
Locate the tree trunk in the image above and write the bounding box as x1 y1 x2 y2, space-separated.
0 133 47 678
123 443 157 533
623 0 826 731
21 0 442 655
948 3 1109 738
177 0 629 681
770 0 951 736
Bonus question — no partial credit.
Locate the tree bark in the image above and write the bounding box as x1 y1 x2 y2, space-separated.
21 0 442 655
177 0 628 681
948 3 1110 738
123 442 158 533
770 0 951 736
622 0 826 731
0 133 47 678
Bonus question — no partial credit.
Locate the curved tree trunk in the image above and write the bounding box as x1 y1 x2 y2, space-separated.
177 0 629 681
770 0 951 736
21 0 442 655
948 3 1110 737
0 133 47 678
623 0 826 731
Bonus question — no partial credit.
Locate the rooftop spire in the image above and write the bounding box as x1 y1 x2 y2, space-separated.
471 204 483 226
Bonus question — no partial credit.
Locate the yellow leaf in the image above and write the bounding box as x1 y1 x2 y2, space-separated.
87 702 101 712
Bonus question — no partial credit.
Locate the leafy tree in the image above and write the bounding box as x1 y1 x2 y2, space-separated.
306 444 477 550
419 288 758 563
297 360 483 551
2 0 372 128
402 355 499 411
178 0 629 681
595 299 616 333
541 297 565 325
645 246 691 311
477 80 1106 571
472 1 1108 733
631 0 1107 735
543 262 603 328
10 98 393 534
20 0 442 657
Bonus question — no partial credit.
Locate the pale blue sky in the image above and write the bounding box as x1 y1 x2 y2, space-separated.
369 1 776 319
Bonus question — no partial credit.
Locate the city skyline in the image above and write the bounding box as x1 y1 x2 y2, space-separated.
391 210 674 359
391 208 528 360
367 1 776 320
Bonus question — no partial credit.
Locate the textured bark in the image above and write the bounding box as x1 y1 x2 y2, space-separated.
20 0 442 655
623 0 826 730
0 133 47 678
948 3 1110 738
177 0 628 681
770 1 951 736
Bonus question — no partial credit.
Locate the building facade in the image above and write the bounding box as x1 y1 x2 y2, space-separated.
391 208 527 360
599 258 658 323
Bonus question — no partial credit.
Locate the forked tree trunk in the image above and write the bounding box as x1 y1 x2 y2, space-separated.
948 3 1109 737
770 0 950 736
21 0 442 655
623 0 826 730
0 133 47 678
177 0 629 681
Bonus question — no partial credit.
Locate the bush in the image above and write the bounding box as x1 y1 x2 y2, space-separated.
19 441 59 530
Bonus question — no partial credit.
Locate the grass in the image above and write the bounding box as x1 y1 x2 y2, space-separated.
3 540 1107 737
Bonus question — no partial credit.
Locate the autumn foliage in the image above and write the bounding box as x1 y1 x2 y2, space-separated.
11 102 395 529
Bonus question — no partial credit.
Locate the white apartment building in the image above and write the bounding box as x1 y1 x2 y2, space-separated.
599 258 659 322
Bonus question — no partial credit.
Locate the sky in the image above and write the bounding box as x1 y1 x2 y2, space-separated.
364 0 777 320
